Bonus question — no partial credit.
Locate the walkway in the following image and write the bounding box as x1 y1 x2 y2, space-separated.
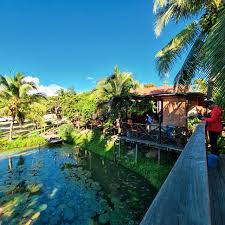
140 123 211 225
208 155 225 225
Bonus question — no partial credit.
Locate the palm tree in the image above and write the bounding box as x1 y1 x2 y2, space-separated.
0 72 44 140
96 66 139 118
154 0 225 101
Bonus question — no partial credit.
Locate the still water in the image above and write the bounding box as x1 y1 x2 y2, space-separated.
0 145 156 225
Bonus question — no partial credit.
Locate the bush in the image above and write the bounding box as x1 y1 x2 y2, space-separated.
0 135 47 151
58 124 74 143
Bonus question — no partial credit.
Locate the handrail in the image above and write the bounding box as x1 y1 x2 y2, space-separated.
120 122 186 146
140 122 211 225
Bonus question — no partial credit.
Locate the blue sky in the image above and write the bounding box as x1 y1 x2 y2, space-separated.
0 0 188 92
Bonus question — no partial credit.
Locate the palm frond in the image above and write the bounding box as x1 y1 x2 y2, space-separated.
153 0 168 13
200 7 225 75
19 83 36 98
173 32 206 92
156 21 200 77
0 75 10 89
154 1 204 36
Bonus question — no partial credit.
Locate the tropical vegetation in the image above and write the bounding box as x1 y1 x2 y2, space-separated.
0 73 45 140
154 0 225 104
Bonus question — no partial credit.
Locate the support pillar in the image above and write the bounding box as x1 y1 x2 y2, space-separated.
135 143 138 164
158 148 161 165
118 140 121 158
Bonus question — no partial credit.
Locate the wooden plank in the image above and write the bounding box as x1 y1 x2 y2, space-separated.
208 155 225 225
140 123 212 225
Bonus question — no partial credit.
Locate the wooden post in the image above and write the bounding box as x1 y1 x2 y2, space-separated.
158 148 161 165
185 98 189 144
118 140 121 158
135 143 138 164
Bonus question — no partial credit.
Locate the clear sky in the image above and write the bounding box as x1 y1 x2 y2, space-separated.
0 0 187 92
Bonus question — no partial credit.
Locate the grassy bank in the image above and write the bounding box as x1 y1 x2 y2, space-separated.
0 135 48 151
70 128 173 189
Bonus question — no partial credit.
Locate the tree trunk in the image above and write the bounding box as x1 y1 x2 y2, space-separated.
9 116 15 140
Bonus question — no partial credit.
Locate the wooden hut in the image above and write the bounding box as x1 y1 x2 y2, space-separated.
132 85 205 128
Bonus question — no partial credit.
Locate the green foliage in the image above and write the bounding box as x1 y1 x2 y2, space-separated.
71 128 172 189
192 78 207 93
27 102 47 128
154 0 225 100
128 100 157 115
48 89 101 124
0 72 45 139
188 117 201 134
96 66 139 120
58 124 74 143
218 136 225 154
72 91 101 123
0 135 47 151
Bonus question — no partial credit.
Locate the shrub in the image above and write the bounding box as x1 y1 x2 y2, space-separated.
0 135 47 151
58 124 74 143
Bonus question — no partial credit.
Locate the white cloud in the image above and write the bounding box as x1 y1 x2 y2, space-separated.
86 76 94 80
23 76 64 96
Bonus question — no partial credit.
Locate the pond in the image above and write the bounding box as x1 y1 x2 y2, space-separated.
0 145 157 225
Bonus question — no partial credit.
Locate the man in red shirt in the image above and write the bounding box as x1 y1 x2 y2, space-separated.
203 101 223 155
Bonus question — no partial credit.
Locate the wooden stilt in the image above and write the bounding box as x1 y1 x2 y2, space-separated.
135 143 138 163
118 140 121 158
158 148 161 165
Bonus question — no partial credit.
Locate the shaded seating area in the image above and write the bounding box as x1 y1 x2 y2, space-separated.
120 122 186 149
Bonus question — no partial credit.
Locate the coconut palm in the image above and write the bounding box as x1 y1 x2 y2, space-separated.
97 66 139 98
0 72 44 140
96 66 139 118
154 0 225 101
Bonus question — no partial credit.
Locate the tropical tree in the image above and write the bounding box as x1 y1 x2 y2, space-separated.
96 66 139 119
154 0 225 102
27 102 47 133
0 73 44 140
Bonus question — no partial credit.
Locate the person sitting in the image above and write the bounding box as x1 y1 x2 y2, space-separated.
145 114 152 132
202 100 223 155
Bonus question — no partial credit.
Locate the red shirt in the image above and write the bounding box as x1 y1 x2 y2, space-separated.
204 106 222 132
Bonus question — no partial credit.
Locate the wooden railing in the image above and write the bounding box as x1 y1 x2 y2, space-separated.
120 122 187 147
140 123 211 225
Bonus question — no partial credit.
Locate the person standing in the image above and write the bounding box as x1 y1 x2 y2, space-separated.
146 114 153 133
203 101 223 155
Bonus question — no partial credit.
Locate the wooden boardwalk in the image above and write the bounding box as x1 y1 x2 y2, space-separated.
208 155 225 225
140 123 212 225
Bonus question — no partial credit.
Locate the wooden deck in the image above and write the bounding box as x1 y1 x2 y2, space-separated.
118 136 182 152
208 154 225 225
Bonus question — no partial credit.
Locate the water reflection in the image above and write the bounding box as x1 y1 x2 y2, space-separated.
0 146 156 225
8 157 12 172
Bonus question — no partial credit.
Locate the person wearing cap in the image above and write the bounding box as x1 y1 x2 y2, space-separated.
203 101 223 155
